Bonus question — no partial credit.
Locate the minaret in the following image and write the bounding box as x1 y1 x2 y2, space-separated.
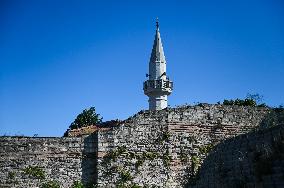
143 19 173 110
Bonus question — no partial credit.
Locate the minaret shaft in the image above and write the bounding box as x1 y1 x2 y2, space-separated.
143 20 173 110
149 95 168 110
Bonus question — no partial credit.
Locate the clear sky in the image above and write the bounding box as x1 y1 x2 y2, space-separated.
0 0 283 136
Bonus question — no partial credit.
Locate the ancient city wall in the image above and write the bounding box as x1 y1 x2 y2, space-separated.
0 104 278 188
96 104 270 187
193 123 284 188
0 135 97 188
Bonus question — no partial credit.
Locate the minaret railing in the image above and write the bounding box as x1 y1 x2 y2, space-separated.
143 80 173 90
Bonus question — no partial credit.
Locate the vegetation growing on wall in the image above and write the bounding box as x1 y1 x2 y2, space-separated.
7 171 18 184
191 155 200 173
163 150 172 167
118 169 133 183
70 181 97 188
2 103 281 187
23 166 45 179
8 171 16 179
223 93 266 107
180 149 189 163
199 144 214 155
102 146 127 164
71 181 85 188
69 107 103 130
223 98 257 106
101 130 172 186
184 155 201 186
41 180 60 188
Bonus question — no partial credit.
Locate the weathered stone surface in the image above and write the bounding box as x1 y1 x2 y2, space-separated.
0 135 97 188
1 104 282 188
97 104 270 187
192 123 284 188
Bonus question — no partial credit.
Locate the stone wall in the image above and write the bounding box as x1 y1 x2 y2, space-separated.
96 104 270 187
0 104 277 188
192 123 284 188
0 135 97 188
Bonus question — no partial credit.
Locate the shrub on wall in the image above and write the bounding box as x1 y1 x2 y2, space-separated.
69 107 103 130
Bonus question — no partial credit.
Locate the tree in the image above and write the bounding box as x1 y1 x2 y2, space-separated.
69 107 102 130
246 93 263 104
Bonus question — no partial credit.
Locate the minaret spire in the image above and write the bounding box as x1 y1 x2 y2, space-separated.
149 18 166 73
143 19 173 110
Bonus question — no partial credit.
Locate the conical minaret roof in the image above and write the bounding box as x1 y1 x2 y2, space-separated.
149 19 166 64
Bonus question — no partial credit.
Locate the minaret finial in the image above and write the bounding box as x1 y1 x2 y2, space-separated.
156 17 159 29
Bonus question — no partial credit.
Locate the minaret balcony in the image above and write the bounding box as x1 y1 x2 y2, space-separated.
143 79 173 96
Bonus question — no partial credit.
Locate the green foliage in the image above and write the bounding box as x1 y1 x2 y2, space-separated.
222 99 235 105
130 184 142 188
23 166 45 179
199 144 214 155
104 146 127 162
120 170 133 182
246 93 263 104
116 169 134 187
134 151 159 169
185 155 202 186
71 181 84 188
223 98 256 106
117 184 126 188
69 107 102 130
41 180 60 188
257 103 267 107
180 151 188 163
143 152 158 160
163 151 172 167
223 93 268 107
191 155 200 165
191 155 200 173
8 171 16 179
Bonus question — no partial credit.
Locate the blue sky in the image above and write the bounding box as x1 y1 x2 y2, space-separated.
0 0 283 136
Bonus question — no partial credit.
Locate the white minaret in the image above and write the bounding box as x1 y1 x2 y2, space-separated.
143 19 173 110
